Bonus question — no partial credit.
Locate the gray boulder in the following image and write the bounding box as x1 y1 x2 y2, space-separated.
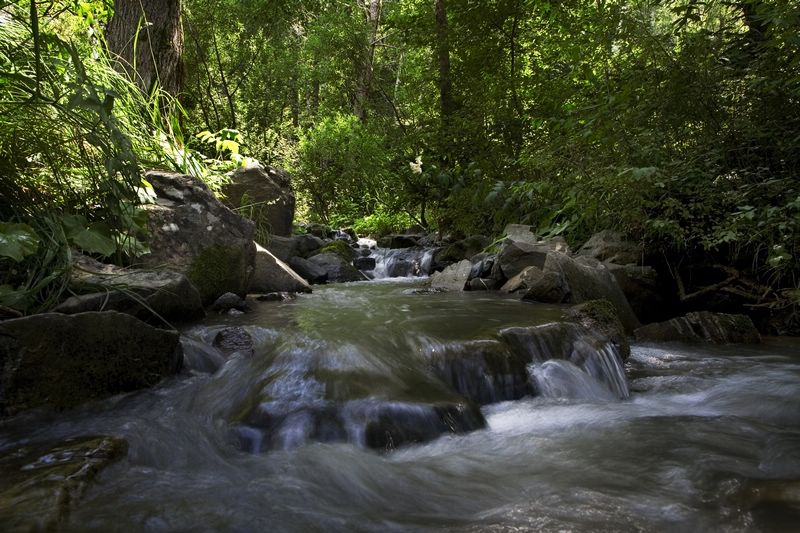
0 312 182 415
211 292 249 313
53 254 204 322
566 299 631 360
634 311 761 344
289 256 329 284
308 253 365 282
224 163 295 237
141 171 256 304
497 241 550 280
503 224 538 244
535 251 640 332
353 256 377 271
249 243 312 293
429 259 472 291
213 326 255 357
265 235 297 262
520 270 570 303
577 230 642 265
294 234 325 257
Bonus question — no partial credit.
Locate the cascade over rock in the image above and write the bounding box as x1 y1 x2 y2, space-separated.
141 171 256 304
0 312 182 415
53 254 204 322
223 163 295 237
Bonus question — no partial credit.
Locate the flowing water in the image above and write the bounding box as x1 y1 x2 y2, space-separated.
2 279 799 532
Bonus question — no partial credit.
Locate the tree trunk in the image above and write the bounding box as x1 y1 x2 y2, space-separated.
106 0 183 96
435 0 454 120
354 0 381 122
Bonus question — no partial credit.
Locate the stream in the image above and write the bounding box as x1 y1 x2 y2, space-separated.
1 279 799 531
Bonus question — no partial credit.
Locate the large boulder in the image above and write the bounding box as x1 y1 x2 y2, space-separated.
141 171 256 304
577 230 642 266
0 436 127 531
496 241 550 280
223 163 295 237
522 251 640 333
606 263 669 324
288 256 329 284
249 243 312 294
308 253 365 282
293 234 325 257
431 235 491 272
0 312 182 415
429 259 472 291
634 311 761 344
53 254 204 322
265 235 297 262
566 299 630 360
503 224 538 245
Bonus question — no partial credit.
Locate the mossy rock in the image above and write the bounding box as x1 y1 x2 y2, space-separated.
187 245 248 304
317 239 356 260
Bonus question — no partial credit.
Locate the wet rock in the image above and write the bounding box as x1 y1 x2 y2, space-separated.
520 270 570 303
353 256 377 271
293 233 325 256
0 312 182 415
426 340 531 404
265 235 297 262
497 241 549 280
305 223 331 239
403 287 448 295
566 299 630 360
211 292 249 313
429 259 472 291
467 278 500 291
314 239 357 260
378 234 420 249
249 243 312 293
634 311 761 344
224 163 295 237
289 256 329 284
180 337 226 373
432 235 491 272
308 253 366 282
577 230 642 266
531 251 640 332
607 263 668 324
503 224 538 244
141 171 256 304
212 326 254 357
256 292 295 302
53 254 204 322
0 436 127 531
501 265 546 293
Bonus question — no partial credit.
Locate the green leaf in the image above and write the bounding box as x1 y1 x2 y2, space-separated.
72 222 117 256
0 222 40 262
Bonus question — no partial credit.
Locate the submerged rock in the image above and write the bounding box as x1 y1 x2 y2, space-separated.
213 326 255 357
0 436 127 531
0 312 182 415
634 311 761 344
211 292 249 313
54 254 204 322
141 171 256 304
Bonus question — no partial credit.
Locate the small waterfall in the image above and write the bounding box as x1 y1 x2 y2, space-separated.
368 247 435 279
530 360 618 401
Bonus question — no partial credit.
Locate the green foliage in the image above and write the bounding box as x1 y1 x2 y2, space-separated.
352 208 415 237
293 114 390 224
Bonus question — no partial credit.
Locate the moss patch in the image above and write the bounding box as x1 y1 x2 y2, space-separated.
318 239 355 260
187 245 246 304
566 299 630 359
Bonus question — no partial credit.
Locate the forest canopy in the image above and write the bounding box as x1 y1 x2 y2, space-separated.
1 0 798 311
